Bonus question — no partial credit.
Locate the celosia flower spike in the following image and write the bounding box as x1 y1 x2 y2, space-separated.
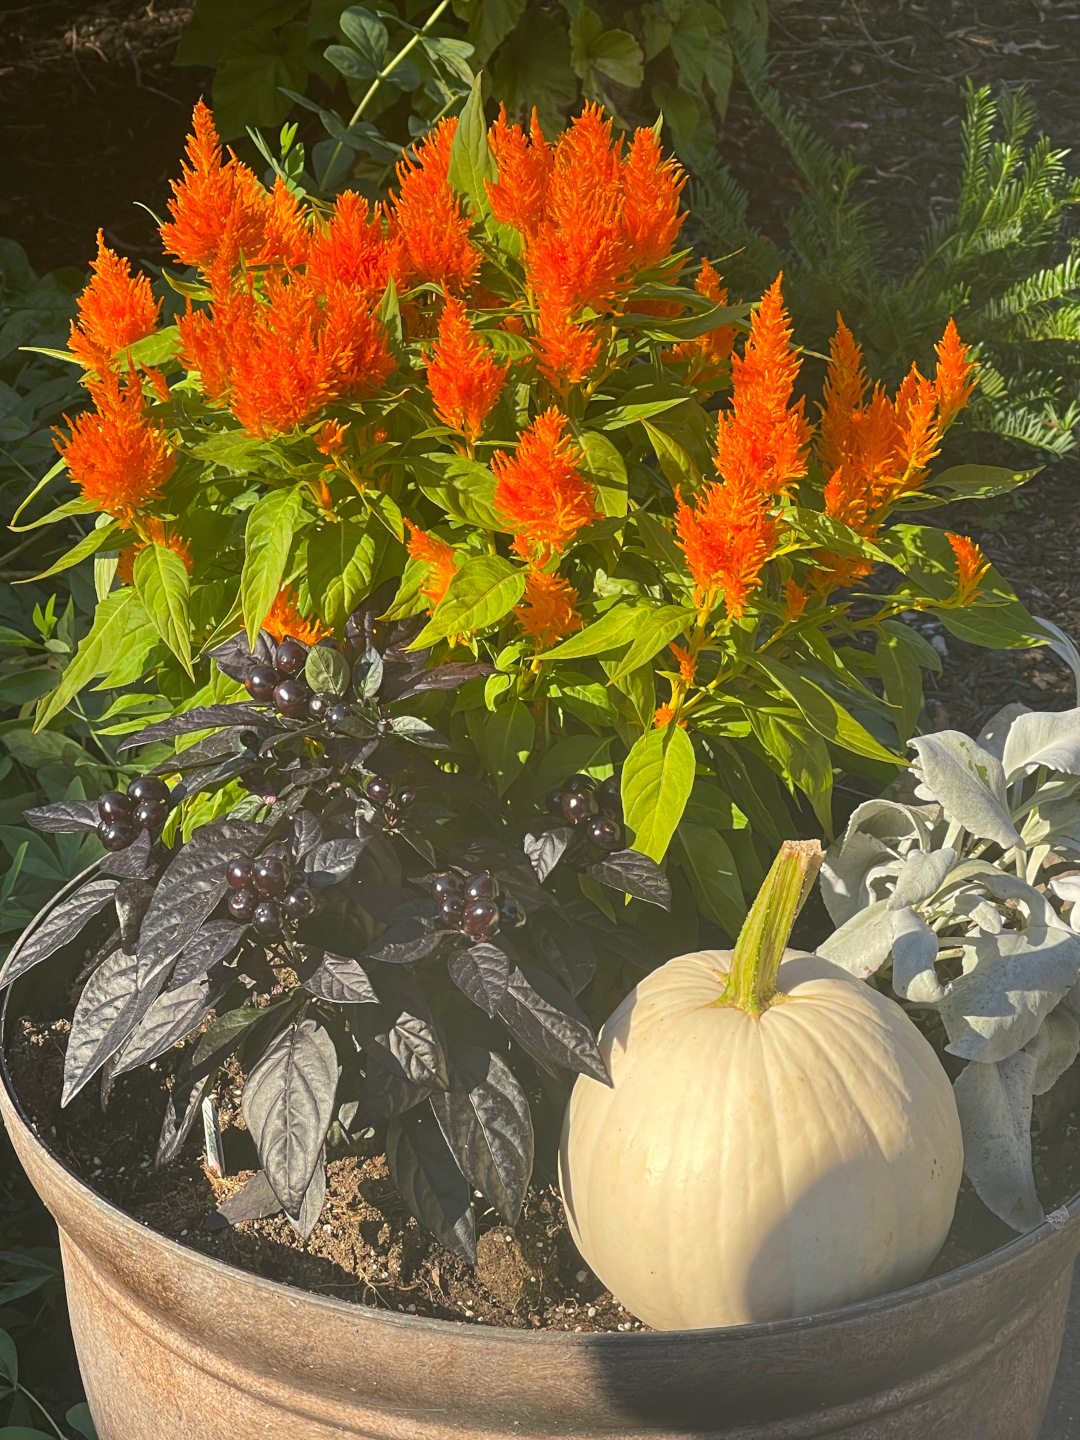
264 586 329 645
406 521 460 611
620 127 686 272
426 297 510 443
934 319 977 428
69 232 160 373
514 569 582 650
56 369 175 522
816 314 868 477
159 102 268 271
946 533 990 604
486 107 553 238
675 478 777 618
391 120 480 294
492 409 599 562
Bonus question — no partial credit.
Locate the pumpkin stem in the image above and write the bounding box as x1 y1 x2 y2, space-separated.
721 840 824 1015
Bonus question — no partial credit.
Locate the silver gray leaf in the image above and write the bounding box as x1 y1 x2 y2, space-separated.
1001 707 1080 783
939 927 1080 1062
976 702 1031 762
953 1052 1045 1232
817 899 894 978
1026 1008 1080 1096
891 908 945 1004
887 848 957 912
908 732 1020 850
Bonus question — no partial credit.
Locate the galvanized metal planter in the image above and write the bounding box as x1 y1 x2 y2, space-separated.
2 869 1078 1439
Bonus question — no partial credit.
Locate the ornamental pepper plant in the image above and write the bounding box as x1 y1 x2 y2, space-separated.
3 88 1046 1254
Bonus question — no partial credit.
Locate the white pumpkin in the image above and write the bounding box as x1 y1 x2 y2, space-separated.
559 842 963 1331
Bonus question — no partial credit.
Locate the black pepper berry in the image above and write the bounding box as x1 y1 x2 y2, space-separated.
98 819 136 852
440 895 465 927
252 899 283 938
546 789 566 816
226 857 254 890
597 774 621 815
462 898 500 939
282 887 314 922
128 775 170 807
432 872 462 901
396 789 416 809
567 773 597 793
499 894 527 929
98 791 132 823
273 679 310 718
228 888 256 921
274 636 309 677
326 703 352 731
133 799 167 832
246 666 278 702
465 872 498 901
561 791 596 826
253 856 290 896
367 776 393 805
308 692 333 721
586 816 621 851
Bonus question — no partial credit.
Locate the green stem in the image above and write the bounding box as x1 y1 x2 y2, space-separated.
323 0 453 188
16 1383 65 1440
719 839 824 1015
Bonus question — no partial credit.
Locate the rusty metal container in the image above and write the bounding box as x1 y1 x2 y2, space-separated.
3 912 1080 1439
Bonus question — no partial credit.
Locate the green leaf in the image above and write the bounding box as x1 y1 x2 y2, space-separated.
529 734 612 801
788 508 892 567
579 431 628 518
937 603 1050 651
751 711 834 835
926 463 1040 501
416 455 507 531
875 627 922 744
241 487 302 645
754 656 901 764
482 698 534 794
173 0 294 68
880 617 942 674
66 1404 99 1440
212 19 309 139
464 0 524 63
541 603 646 661
678 822 746 937
305 645 350 694
35 589 149 730
0 1329 16 1385
306 518 380 630
605 605 693 686
634 510 685 575
25 518 120 582
622 724 696 863
448 73 495 221
597 396 685 430
643 420 703 492
339 6 387 68
591 28 644 87
134 542 193 677
382 557 432 620
411 555 524 648
126 327 182 368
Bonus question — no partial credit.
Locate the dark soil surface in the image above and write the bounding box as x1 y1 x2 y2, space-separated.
8 994 1080 1331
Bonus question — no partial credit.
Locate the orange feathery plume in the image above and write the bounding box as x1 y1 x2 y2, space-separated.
675 478 777 618
668 641 698 685
783 577 808 622
56 370 175 522
653 702 687 729
514 568 582 649
934 318 977 428
69 232 160 372
946 533 990 604
619 127 686 271
159 102 267 271
426 296 509 442
263 586 329 645
306 191 392 296
486 107 553 237
714 276 810 499
533 294 603 388
116 520 193 586
668 259 737 390
406 521 459 610
391 120 480 293
492 408 599 562
315 419 348 460
816 315 868 477
250 176 309 269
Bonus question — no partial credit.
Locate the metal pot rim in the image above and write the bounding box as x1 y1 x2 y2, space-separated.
4 871 1078 1346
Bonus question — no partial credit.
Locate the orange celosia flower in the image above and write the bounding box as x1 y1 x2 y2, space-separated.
250 176 309 270
668 259 737 392
426 296 509 442
714 275 810 499
934 319 977 428
533 294 603 389
69 232 160 372
675 478 777 618
315 419 348 460
514 568 582 650
406 521 459 610
263 586 329 645
946 533 990 604
487 107 553 238
390 120 480 294
492 408 599 562
783 578 808 622
654 702 677 729
619 127 686 272
56 370 175 521
116 519 193 586
668 642 698 685
159 102 268 271
306 191 392 296
816 315 868 479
